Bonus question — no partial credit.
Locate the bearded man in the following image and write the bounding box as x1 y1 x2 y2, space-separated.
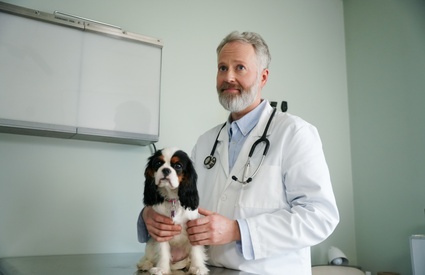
138 31 339 275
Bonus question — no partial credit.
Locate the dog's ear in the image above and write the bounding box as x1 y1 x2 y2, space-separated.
143 153 164 206
178 154 199 210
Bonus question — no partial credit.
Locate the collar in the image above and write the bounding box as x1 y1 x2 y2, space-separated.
227 99 268 137
165 198 178 202
165 198 178 218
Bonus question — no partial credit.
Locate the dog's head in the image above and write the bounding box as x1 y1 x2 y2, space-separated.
143 147 199 211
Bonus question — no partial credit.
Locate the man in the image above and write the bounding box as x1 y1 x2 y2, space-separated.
138 31 339 274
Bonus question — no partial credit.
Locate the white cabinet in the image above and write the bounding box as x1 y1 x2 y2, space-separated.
410 235 425 275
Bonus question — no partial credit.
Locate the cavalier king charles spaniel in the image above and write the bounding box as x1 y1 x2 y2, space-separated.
137 147 208 275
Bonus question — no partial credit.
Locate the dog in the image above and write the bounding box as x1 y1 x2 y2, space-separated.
137 147 209 275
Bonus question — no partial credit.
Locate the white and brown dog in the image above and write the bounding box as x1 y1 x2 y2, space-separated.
137 147 208 275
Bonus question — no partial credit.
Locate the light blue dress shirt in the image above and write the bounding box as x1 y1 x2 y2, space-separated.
227 100 267 170
227 100 267 260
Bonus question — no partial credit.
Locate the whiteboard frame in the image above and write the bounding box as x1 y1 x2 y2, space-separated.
0 1 163 146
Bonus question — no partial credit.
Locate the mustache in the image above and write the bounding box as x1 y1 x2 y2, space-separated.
218 83 242 92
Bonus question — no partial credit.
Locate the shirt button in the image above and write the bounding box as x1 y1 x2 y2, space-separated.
221 194 227 201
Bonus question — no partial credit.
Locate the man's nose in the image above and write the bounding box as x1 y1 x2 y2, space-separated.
224 69 236 83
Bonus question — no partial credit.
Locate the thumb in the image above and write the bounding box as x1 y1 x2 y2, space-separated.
198 207 215 216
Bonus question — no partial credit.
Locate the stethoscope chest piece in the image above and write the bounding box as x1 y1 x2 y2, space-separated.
203 122 226 169
204 155 216 169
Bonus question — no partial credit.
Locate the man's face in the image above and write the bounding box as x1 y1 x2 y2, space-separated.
216 41 267 114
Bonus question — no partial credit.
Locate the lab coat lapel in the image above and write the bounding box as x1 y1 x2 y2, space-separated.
215 124 229 178
230 104 274 181
231 129 262 182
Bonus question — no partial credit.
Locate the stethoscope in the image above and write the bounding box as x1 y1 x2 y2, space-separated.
203 107 277 184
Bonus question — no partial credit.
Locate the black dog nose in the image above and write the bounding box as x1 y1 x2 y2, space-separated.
162 168 171 177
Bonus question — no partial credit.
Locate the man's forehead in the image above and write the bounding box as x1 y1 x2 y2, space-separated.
218 42 256 64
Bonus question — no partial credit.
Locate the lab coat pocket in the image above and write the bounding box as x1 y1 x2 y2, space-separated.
236 164 286 217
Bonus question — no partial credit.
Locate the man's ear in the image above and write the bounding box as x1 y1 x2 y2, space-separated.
260 68 269 88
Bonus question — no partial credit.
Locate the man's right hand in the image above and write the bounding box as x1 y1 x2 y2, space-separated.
142 206 182 242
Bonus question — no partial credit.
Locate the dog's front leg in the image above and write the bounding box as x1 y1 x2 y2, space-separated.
149 241 171 275
188 245 209 274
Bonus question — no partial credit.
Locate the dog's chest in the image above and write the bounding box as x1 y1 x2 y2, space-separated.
153 201 198 225
152 202 197 246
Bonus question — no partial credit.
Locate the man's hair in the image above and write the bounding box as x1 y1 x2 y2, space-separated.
216 31 271 70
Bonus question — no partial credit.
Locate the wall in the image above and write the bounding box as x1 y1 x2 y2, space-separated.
0 0 354 266
344 0 425 274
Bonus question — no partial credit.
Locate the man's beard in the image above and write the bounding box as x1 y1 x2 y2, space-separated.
217 77 260 113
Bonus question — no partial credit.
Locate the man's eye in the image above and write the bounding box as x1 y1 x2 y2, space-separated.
236 65 246 70
218 65 227 72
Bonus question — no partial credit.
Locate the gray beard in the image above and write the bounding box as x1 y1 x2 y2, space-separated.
217 79 260 113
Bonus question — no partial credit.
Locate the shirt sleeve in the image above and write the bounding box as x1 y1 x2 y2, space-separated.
137 208 150 243
236 219 255 260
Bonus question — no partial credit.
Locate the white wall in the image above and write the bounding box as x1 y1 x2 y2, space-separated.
344 0 425 274
0 0 354 266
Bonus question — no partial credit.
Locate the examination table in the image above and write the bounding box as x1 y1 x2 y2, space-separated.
0 253 257 275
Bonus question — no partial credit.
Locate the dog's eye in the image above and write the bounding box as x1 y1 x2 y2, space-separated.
153 160 164 170
172 163 183 171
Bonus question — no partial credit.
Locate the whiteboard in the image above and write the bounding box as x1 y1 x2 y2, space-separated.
0 11 81 127
0 1 162 145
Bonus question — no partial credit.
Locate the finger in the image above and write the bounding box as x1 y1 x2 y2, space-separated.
153 216 175 225
147 224 181 241
146 221 181 234
189 232 211 246
190 239 209 246
187 216 209 229
144 206 175 225
150 232 175 242
152 211 175 225
149 229 176 239
188 230 210 243
198 207 215 216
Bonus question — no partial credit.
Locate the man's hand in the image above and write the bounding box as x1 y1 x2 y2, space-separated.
186 208 241 246
143 206 181 242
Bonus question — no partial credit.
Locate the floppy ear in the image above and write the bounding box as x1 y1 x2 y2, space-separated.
143 154 164 206
178 155 199 211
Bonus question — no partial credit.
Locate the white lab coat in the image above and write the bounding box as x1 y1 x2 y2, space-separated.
191 102 339 275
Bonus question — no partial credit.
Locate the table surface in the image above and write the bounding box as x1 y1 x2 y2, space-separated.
0 253 257 275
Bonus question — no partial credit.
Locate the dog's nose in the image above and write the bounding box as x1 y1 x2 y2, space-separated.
162 168 171 177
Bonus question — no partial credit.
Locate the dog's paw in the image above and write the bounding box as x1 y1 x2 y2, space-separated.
137 260 153 271
149 267 169 275
188 266 209 275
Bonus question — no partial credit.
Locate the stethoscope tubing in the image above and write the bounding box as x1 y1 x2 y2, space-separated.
204 107 277 185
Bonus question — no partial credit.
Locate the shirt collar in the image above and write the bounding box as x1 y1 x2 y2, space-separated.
227 100 268 137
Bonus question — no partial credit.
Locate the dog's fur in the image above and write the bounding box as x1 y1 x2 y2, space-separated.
137 147 208 275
